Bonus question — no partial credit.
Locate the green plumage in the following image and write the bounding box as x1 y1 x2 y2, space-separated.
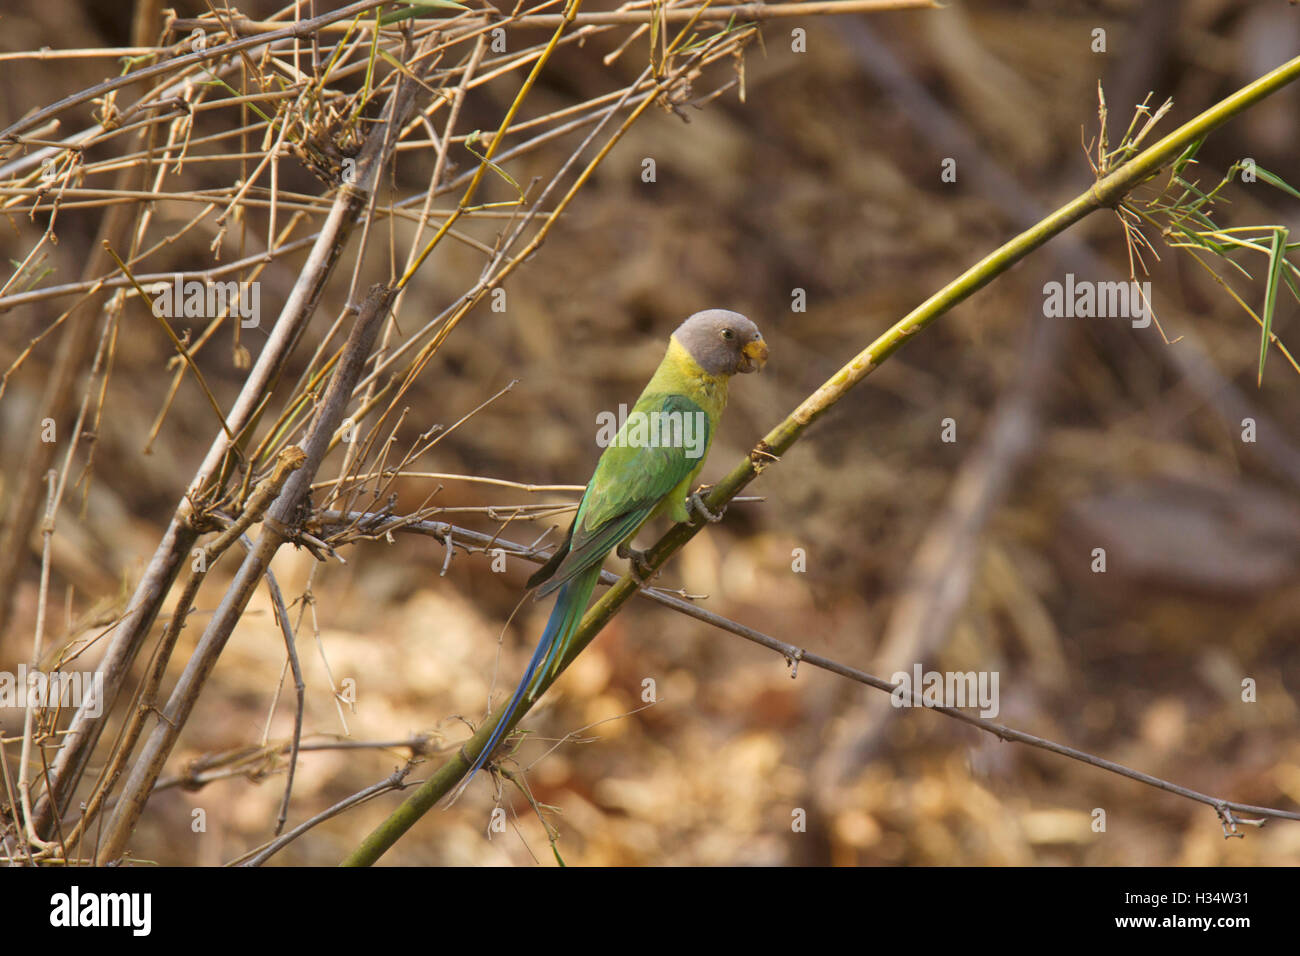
534 338 728 591
527 338 728 685
459 310 766 792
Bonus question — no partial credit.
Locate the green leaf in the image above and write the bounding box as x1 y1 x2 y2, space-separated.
1259 226 1289 385
463 130 523 198
1253 165 1300 202
1171 136 1204 177
377 47 425 84
380 0 468 26
1281 266 1300 306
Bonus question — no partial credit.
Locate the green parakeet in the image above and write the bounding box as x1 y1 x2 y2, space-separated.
460 309 768 789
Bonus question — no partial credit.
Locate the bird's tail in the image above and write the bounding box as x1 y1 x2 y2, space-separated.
453 564 600 798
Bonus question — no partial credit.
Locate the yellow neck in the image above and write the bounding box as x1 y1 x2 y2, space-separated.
662 335 729 410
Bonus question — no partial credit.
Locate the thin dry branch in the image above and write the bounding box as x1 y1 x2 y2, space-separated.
96 282 396 863
340 50 1300 864
320 512 1300 833
1 0 921 866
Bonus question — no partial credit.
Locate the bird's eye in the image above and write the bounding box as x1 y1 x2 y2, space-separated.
721 328 734 340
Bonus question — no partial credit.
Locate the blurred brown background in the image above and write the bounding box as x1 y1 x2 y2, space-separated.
2 0 1299 865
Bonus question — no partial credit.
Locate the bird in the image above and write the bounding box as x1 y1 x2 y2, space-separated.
456 308 768 795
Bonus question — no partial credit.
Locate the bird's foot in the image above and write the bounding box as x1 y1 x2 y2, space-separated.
617 541 655 581
686 490 726 525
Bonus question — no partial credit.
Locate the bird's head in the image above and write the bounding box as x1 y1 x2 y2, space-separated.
672 309 768 377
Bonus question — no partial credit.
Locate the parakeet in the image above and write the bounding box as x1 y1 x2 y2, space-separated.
460 309 768 791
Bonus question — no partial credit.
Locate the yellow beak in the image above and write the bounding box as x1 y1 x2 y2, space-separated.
740 337 769 372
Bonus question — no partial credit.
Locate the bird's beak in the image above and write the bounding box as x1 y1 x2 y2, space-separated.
739 336 768 373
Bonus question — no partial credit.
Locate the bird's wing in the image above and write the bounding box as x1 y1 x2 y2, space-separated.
525 514 575 590
536 392 710 595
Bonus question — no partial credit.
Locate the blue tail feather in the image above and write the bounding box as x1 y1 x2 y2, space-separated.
460 565 600 789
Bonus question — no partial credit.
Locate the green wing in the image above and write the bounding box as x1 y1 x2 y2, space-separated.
534 392 710 596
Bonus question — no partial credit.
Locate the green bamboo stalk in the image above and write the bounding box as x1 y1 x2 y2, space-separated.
340 51 1300 867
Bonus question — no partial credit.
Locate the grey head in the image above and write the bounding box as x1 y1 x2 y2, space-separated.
672 309 768 377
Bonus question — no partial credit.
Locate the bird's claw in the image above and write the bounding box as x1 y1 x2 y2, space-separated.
687 490 725 524
617 541 654 580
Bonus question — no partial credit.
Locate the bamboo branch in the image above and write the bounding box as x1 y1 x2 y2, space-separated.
96 283 396 863
29 51 428 836
170 0 939 35
0 0 393 141
56 449 304 863
316 513 1300 837
340 50 1300 866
